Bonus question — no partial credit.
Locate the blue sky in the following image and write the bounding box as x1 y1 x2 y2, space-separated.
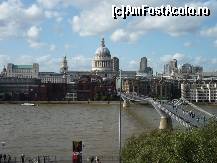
0 0 216 73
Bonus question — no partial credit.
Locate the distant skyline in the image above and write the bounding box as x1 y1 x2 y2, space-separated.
0 0 217 73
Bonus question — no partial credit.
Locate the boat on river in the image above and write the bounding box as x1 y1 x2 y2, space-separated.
21 103 36 106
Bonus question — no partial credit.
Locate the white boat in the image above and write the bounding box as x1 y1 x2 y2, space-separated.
21 103 35 106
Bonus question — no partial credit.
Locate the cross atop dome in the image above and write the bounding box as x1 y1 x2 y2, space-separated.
101 38 105 47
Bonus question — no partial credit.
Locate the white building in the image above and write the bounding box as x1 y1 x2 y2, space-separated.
181 79 217 103
6 63 39 78
39 72 70 83
164 59 178 75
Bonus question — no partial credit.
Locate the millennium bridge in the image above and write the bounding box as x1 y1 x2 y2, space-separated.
120 92 215 129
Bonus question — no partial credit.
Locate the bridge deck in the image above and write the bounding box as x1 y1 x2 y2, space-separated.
120 92 215 128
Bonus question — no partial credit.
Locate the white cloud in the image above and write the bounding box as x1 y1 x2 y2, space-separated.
37 0 61 9
132 15 204 37
193 56 208 66
26 26 44 48
53 55 90 71
71 1 120 36
24 4 43 20
26 26 57 49
37 0 100 9
184 42 193 48
0 0 44 39
17 55 35 64
28 40 45 48
201 24 217 38
214 40 217 47
73 55 89 63
109 0 217 42
37 0 96 9
125 59 139 70
27 26 41 40
36 55 61 71
173 53 185 61
129 60 138 65
56 17 63 22
211 58 217 64
64 43 74 50
201 25 217 48
111 29 144 42
160 53 186 63
45 10 63 22
0 55 10 67
49 44 56 51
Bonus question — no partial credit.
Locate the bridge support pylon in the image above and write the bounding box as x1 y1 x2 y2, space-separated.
123 100 130 108
159 116 172 130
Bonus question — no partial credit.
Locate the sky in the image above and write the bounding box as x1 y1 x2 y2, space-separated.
0 0 217 73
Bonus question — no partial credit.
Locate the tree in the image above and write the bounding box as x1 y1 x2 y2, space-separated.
121 120 217 163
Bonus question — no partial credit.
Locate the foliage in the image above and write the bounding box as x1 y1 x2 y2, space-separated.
121 120 217 163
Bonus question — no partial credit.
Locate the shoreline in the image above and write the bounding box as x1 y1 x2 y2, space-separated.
0 100 121 105
0 101 216 105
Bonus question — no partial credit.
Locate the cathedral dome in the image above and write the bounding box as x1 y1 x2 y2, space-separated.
92 38 114 72
95 38 111 58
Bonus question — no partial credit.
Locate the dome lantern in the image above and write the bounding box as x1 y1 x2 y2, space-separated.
95 38 111 59
101 38 105 47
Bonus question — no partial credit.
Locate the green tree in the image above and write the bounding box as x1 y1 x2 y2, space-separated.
122 120 217 163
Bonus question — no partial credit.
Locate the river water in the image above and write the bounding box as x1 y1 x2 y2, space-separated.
0 103 216 161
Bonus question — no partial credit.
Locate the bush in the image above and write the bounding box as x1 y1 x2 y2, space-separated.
121 120 217 163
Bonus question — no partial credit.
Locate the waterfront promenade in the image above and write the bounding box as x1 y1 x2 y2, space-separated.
0 154 119 163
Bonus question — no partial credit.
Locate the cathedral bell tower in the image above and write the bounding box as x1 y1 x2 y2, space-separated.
60 56 68 74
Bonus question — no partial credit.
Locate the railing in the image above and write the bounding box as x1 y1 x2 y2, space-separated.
0 155 119 163
0 155 57 163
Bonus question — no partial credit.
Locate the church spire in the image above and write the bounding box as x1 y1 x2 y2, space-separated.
60 56 68 74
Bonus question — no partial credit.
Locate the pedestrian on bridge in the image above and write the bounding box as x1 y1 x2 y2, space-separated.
7 155 11 163
90 156 94 163
203 116 206 122
21 154 25 163
0 154 2 163
3 154 6 162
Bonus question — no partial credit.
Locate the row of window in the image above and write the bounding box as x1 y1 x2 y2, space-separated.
41 78 69 83
8 69 38 73
7 74 36 78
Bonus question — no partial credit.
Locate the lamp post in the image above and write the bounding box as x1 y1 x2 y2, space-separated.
119 69 122 163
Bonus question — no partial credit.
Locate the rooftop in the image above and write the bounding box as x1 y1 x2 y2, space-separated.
12 65 33 69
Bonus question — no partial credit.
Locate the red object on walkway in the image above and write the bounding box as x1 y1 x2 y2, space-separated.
72 152 78 163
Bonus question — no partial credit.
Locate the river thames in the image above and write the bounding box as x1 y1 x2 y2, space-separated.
0 103 216 161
